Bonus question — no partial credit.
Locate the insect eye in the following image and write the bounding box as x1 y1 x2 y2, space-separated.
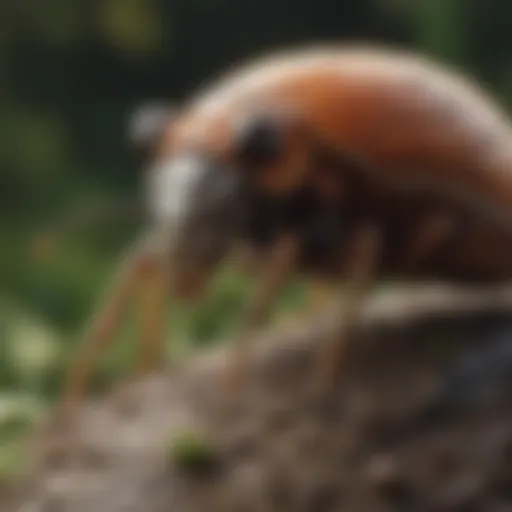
235 115 283 167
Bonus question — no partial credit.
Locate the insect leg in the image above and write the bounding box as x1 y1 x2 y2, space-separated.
60 233 159 409
225 233 300 390
134 247 171 376
30 199 141 262
313 222 382 393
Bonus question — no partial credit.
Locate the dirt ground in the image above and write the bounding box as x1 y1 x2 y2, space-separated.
6 284 512 512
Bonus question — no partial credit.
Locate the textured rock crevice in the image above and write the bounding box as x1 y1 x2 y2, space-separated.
8 283 512 512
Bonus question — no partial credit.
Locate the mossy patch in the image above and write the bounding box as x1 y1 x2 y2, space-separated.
168 429 219 476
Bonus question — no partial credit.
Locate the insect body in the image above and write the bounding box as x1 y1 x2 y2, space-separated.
62 45 512 406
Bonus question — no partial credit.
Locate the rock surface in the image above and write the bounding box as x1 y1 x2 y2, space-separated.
8 284 512 512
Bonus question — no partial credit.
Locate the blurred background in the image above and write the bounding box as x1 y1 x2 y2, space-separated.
0 0 511 478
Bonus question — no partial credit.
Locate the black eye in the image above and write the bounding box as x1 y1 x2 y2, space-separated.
235 115 283 166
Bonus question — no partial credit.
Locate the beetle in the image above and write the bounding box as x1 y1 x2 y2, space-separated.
60 43 512 408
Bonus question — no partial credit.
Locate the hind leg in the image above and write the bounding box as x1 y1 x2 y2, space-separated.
313 214 459 393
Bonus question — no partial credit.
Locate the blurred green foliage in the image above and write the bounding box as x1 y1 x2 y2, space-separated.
1 0 512 470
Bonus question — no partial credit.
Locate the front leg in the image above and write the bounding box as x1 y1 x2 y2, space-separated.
314 222 382 393
226 233 300 390
60 233 164 412
135 246 171 376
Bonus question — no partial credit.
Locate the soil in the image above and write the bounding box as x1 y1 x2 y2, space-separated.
6 284 512 512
